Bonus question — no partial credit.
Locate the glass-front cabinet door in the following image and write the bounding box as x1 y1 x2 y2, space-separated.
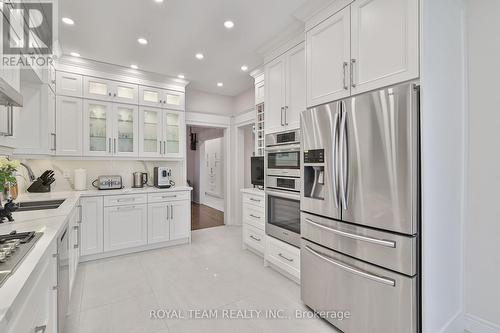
163 110 183 158
111 81 138 105
83 100 113 156
113 104 138 156
139 86 163 108
163 90 185 110
139 107 162 157
83 77 112 101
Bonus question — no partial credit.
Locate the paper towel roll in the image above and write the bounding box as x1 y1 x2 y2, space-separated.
74 168 87 191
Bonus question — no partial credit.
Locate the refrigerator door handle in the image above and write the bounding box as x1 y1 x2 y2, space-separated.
332 105 340 208
339 102 349 210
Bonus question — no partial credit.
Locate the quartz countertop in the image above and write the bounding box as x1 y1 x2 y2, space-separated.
240 187 265 196
0 186 192 330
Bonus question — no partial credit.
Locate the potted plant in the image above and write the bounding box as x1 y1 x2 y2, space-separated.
0 158 20 200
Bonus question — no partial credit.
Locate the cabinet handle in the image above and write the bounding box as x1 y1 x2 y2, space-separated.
78 205 82 223
164 140 167 154
116 205 136 210
35 325 47 333
114 138 117 153
278 253 294 262
284 106 288 125
2 106 15 137
51 133 56 151
171 204 174 219
113 93 116 97
162 195 177 198
249 198 260 202
117 198 135 202
108 92 112 97
342 62 349 90
280 107 284 126
249 214 260 219
108 138 112 154
166 204 169 220
350 59 356 88
249 235 261 242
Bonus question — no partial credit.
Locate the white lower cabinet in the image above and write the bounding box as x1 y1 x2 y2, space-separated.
80 197 104 256
241 190 265 256
5 242 57 333
148 202 170 244
147 197 190 243
68 204 80 296
170 200 190 240
265 235 301 282
104 204 148 251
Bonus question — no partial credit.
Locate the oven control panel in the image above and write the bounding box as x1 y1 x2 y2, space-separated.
304 149 324 163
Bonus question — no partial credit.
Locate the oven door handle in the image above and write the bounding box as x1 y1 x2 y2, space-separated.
266 189 300 200
265 143 301 152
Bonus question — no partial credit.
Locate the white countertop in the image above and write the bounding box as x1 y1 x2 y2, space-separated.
0 186 192 329
240 187 265 196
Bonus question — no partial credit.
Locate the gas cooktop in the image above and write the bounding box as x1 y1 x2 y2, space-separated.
0 231 43 287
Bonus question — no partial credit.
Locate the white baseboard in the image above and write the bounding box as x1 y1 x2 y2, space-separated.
464 314 500 333
441 311 464 333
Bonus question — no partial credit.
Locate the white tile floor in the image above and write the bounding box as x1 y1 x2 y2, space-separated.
65 226 338 333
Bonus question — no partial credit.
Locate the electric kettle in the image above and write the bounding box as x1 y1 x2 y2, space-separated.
132 172 148 188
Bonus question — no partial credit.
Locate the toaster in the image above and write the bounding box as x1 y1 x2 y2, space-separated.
93 175 123 190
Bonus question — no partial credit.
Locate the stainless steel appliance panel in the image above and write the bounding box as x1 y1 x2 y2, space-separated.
301 212 417 275
266 189 301 247
301 239 417 333
300 102 341 220
340 83 419 235
266 144 301 177
266 175 301 192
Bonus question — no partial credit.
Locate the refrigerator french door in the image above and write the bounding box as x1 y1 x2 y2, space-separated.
301 82 419 236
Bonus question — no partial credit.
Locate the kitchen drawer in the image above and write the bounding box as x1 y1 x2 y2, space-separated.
242 204 265 230
242 193 264 208
265 235 300 277
301 239 417 333
148 191 189 203
243 224 265 254
103 194 147 207
301 212 417 275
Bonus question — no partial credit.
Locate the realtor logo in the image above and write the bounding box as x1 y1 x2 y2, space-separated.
2 1 53 55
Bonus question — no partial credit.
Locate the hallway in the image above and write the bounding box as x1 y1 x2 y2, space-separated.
191 202 224 230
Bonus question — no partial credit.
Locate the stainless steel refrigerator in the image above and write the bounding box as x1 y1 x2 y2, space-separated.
300 82 420 333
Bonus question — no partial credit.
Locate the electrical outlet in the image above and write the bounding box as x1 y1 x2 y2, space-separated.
63 170 71 179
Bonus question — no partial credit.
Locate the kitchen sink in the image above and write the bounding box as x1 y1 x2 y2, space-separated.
15 199 65 212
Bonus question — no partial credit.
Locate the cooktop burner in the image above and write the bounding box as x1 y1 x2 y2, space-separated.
0 231 43 288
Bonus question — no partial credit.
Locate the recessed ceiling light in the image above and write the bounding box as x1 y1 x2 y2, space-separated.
195 53 204 60
217 82 223 87
178 74 185 79
154 0 164 2
130 64 138 69
241 65 248 71
137 38 148 45
62 17 74 25
224 20 234 29
70 52 80 57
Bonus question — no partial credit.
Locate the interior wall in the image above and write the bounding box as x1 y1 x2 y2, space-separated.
233 88 255 115
186 88 234 115
420 0 467 332
15 159 182 193
200 137 225 211
464 1 500 330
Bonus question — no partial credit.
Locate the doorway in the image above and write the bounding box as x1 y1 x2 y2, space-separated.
186 125 226 230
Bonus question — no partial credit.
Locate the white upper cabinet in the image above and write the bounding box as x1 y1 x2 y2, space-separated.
139 107 163 158
265 57 286 134
286 44 306 130
83 77 139 104
254 74 265 105
265 42 306 134
163 110 183 158
306 6 351 107
56 96 83 156
350 0 419 94
306 0 419 103
139 86 185 110
83 100 113 156
56 72 83 97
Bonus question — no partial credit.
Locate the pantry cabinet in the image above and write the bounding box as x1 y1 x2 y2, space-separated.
56 96 83 156
139 107 184 158
265 42 305 134
139 86 185 110
306 0 419 107
104 204 148 251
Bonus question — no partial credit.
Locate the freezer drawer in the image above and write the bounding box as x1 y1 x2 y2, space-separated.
301 212 417 276
301 240 417 333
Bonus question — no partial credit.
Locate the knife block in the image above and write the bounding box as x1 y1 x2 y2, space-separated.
27 179 51 193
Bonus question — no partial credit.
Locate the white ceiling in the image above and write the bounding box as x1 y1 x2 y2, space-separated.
58 0 314 96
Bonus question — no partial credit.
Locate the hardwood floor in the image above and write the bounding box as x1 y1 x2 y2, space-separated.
191 202 224 230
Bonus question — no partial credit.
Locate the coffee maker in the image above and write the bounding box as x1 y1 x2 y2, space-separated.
153 167 174 188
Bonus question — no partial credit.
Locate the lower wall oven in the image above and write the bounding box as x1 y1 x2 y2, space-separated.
265 188 300 247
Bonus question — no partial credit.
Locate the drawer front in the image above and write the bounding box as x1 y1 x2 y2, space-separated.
301 212 417 275
242 204 265 230
301 240 417 333
266 236 300 272
243 225 264 254
103 194 147 207
148 191 190 203
242 193 265 208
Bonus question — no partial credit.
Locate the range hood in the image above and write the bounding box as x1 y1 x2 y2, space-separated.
0 77 23 107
